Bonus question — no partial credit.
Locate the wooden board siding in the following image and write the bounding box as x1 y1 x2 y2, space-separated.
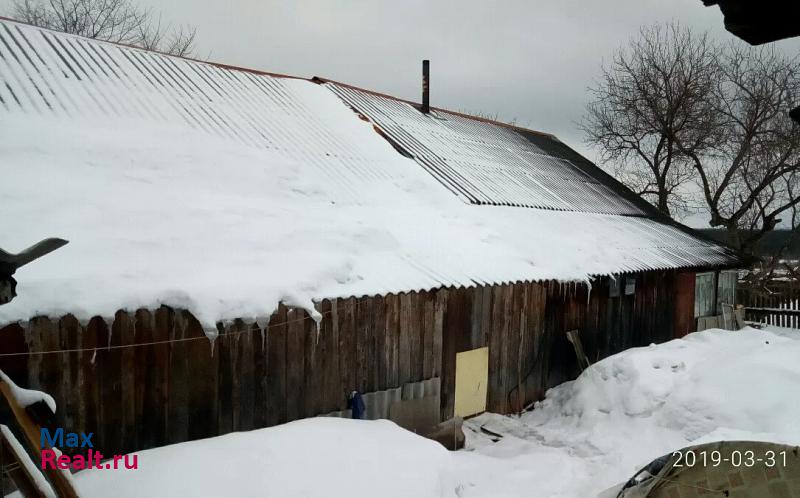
0 270 686 456
674 272 696 337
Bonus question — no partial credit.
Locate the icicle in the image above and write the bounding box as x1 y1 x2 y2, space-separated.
90 349 97 365
312 301 322 344
255 315 269 332
207 322 222 358
254 315 269 351
260 327 266 352
279 292 323 343
585 278 593 306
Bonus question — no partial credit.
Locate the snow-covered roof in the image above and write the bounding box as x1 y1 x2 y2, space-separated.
0 18 740 325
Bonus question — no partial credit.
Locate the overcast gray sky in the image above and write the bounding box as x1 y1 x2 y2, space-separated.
3 0 800 220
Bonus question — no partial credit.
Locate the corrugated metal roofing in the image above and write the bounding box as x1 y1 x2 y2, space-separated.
0 19 415 205
326 82 646 215
0 18 742 324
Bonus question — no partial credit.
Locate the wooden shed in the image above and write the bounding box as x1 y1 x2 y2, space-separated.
0 18 742 456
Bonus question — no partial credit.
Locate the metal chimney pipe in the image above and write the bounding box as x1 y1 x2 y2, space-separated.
421 60 430 113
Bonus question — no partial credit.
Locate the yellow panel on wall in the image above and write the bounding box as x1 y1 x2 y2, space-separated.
454 347 489 418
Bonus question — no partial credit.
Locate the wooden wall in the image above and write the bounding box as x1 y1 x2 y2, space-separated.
0 270 687 456
674 271 697 337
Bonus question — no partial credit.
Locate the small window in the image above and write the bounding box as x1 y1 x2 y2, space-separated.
717 270 737 311
695 272 716 318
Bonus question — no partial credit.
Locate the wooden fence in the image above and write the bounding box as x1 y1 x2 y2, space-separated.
0 271 690 457
738 284 800 328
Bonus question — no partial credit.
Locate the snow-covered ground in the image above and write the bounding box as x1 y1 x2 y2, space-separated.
453 325 800 497
55 326 798 497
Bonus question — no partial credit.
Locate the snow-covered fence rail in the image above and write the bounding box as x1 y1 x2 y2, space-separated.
0 274 689 457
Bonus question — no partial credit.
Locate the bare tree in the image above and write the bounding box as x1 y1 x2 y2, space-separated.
583 24 721 217
136 15 196 57
12 0 197 57
585 23 800 256
682 45 800 254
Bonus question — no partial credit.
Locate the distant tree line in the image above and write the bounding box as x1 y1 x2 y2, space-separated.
698 229 800 259
11 0 197 57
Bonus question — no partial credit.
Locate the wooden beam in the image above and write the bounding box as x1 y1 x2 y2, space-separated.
1 425 54 498
0 378 80 498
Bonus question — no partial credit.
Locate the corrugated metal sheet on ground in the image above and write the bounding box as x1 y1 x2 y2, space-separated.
326 83 645 215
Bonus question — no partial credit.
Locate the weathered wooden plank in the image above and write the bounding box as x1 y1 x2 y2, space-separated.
303 307 321 417
674 271 696 338
487 285 505 413
167 308 189 445
286 308 305 421
439 288 458 420
236 319 255 431
470 286 483 349
372 296 386 391
59 315 84 452
502 284 515 414
84 316 107 452
0 323 27 390
115 311 137 454
384 294 400 388
133 310 156 449
266 307 287 426
151 306 175 446
183 312 218 442
338 297 356 405
531 282 548 402
508 284 523 413
320 299 340 413
216 321 235 435
21 322 41 393
82 317 103 449
422 291 435 380
432 290 445 379
398 293 412 385
92 316 122 454
517 282 533 408
355 297 371 393
409 292 423 383
252 321 268 428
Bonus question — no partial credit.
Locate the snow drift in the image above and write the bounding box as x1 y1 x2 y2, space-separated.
453 326 800 497
72 418 456 498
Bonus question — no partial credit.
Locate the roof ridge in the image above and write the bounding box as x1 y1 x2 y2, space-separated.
0 15 305 81
312 76 554 138
0 15 553 138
